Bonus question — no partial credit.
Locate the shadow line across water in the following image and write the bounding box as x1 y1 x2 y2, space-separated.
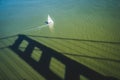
27 35 120 44
1 34 120 44
17 46 120 63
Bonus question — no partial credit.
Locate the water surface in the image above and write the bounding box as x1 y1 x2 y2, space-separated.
0 0 120 41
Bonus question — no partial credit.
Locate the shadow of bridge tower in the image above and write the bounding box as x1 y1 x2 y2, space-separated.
9 34 118 80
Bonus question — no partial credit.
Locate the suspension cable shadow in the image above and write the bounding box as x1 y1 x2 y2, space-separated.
19 46 120 63
26 35 120 44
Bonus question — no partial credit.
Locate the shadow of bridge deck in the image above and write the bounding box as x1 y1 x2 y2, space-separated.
9 34 118 80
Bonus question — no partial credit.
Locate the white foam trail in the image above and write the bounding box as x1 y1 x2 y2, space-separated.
0 24 48 38
6 24 48 36
5 24 53 37
22 24 48 33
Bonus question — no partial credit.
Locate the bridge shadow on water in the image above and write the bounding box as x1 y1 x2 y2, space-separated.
9 34 118 80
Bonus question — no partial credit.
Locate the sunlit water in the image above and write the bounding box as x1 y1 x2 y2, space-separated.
0 0 120 41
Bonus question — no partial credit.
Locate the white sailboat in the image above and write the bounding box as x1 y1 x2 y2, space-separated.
47 14 54 24
46 14 54 32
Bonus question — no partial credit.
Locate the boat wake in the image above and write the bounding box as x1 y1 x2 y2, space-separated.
6 14 55 36
23 14 54 33
23 24 48 33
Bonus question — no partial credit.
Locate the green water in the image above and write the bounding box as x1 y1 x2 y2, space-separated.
0 0 120 41
0 0 120 79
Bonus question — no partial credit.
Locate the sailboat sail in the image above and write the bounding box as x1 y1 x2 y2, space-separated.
47 14 54 24
47 14 54 32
